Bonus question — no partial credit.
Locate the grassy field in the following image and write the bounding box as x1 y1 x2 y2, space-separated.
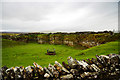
2 39 119 67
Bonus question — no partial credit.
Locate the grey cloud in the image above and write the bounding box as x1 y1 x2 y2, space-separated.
2 2 57 21
1 0 120 2
1 2 118 32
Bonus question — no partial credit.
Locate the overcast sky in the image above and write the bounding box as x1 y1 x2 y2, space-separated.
0 0 119 32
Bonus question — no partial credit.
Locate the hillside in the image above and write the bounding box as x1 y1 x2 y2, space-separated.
74 41 119 60
2 39 119 67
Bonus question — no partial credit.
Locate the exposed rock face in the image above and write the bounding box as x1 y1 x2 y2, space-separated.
49 34 64 45
2 32 120 48
63 34 77 46
38 39 44 44
79 41 100 48
37 32 120 48
1 53 120 80
38 34 49 44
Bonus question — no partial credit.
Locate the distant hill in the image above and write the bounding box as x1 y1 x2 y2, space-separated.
1 32 26 34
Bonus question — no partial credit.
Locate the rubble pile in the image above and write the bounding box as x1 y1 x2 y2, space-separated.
1 53 120 80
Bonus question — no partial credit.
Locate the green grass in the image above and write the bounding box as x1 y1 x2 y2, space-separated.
2 39 26 48
2 39 119 68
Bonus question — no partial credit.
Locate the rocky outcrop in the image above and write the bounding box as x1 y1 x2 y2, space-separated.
2 32 120 48
49 34 64 45
37 32 120 48
38 34 49 44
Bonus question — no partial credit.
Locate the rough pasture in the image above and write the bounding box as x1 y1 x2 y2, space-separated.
2 39 119 67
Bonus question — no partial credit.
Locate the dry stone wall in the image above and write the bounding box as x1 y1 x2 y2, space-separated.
1 53 120 80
